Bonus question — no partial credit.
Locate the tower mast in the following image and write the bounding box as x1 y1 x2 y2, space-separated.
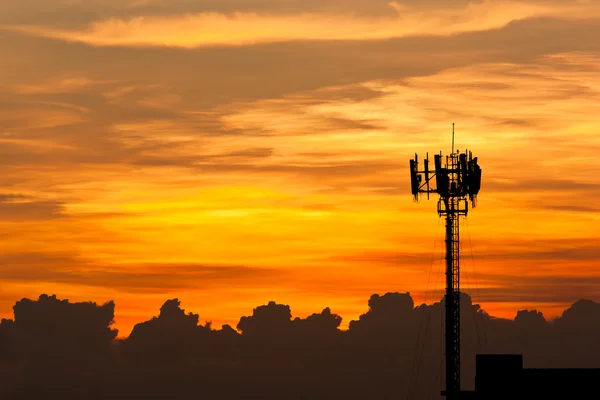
409 125 482 400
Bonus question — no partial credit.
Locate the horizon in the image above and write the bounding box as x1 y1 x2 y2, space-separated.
2 1 600 344
3 290 600 399
1 291 592 340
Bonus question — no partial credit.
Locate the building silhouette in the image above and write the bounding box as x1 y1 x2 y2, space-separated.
460 354 600 399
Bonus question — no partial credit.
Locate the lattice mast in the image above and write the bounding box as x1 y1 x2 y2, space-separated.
409 124 482 400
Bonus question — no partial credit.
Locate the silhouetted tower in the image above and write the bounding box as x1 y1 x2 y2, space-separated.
409 124 482 400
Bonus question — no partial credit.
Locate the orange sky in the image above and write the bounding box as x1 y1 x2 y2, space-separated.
1 0 600 337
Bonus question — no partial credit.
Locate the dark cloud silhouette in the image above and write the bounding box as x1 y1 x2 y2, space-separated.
349 292 414 332
123 298 206 363
0 318 15 362
0 294 117 398
1 292 598 399
294 307 342 335
237 300 293 336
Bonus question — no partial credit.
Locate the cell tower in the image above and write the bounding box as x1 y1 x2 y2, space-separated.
408 124 482 400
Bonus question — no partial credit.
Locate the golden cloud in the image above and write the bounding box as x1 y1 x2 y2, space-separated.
5 1 596 47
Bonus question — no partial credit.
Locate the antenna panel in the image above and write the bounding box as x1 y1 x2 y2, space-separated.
469 161 481 195
459 153 468 195
434 154 449 196
409 159 420 197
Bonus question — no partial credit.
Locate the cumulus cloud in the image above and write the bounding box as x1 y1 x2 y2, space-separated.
3 293 600 398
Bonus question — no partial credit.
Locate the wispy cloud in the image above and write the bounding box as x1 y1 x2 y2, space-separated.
0 194 66 220
2 1 600 334
4 1 592 48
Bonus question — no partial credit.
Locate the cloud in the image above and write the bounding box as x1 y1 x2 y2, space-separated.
330 251 435 267
2 24 599 215
485 179 600 193
0 194 66 220
4 2 593 48
534 203 600 213
0 0 400 28
0 256 283 294
331 240 600 269
471 273 600 303
479 246 600 263
0 1 562 29
2 3 600 335
9 75 106 95
0 252 83 267
4 17 600 117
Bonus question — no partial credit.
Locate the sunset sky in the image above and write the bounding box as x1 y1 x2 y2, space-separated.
1 0 600 337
